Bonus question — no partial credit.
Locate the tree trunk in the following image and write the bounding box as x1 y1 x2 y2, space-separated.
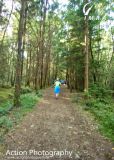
14 0 27 107
84 14 89 92
90 36 97 83
39 0 48 89
21 5 28 81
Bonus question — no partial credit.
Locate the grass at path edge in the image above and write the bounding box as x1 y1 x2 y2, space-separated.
0 91 42 145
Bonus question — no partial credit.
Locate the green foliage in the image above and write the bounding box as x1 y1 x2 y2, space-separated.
0 116 13 128
0 91 41 141
89 84 113 99
85 98 113 111
84 90 92 99
36 90 43 97
85 88 114 141
20 87 33 94
0 88 13 102
20 93 38 109
72 83 114 142
0 101 13 116
12 93 40 119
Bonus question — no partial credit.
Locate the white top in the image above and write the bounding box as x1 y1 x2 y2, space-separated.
55 81 61 87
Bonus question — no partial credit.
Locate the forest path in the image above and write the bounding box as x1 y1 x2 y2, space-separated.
2 86 113 160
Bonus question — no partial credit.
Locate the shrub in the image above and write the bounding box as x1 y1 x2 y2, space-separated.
0 101 13 116
20 87 32 94
84 95 114 142
0 92 41 138
36 90 43 97
20 93 38 109
0 116 13 128
89 84 113 99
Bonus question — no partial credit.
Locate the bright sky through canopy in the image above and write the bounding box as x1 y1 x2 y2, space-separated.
4 0 114 36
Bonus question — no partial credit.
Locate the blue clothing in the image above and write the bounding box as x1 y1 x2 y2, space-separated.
54 86 60 94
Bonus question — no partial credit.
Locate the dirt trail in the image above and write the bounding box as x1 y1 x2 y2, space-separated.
1 86 114 160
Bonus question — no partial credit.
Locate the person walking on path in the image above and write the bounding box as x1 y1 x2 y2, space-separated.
54 78 61 99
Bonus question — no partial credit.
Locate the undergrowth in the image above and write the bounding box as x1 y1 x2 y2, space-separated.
0 88 42 143
73 84 114 142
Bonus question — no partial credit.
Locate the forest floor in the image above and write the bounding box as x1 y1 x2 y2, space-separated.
1 86 114 160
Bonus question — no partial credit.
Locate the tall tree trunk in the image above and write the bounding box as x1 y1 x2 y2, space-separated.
43 19 51 87
35 46 39 90
90 36 96 83
39 0 48 89
21 5 28 81
26 47 32 87
14 0 26 107
84 4 89 92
